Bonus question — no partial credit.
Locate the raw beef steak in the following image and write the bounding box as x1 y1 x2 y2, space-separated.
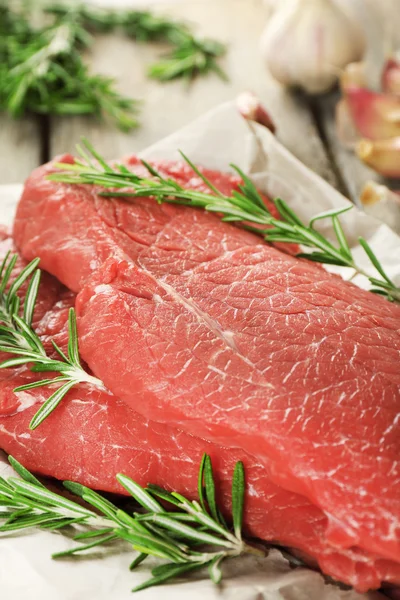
13 158 400 577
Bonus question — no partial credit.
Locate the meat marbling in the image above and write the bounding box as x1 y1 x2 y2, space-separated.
1 233 398 591
12 157 400 586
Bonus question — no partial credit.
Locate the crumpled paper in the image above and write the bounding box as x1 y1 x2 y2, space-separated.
0 101 394 600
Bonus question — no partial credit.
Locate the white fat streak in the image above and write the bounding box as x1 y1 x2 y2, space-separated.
158 281 239 351
15 391 37 413
156 279 273 387
94 284 113 294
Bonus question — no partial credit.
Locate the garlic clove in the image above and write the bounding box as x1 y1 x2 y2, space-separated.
260 0 366 95
382 58 400 98
360 180 400 233
335 98 360 148
340 61 367 92
345 86 400 140
236 92 276 133
357 137 400 178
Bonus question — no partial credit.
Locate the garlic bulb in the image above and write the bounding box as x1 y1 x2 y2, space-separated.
260 0 366 94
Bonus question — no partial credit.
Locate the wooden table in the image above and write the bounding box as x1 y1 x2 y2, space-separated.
0 0 389 205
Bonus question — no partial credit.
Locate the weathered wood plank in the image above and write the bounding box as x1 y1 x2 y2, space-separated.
313 92 380 206
0 116 42 184
314 0 400 210
50 0 339 189
317 93 400 212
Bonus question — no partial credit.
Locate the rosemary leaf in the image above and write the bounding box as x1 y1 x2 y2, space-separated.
332 216 352 260
208 553 224 584
117 475 164 514
52 534 118 558
8 456 45 488
203 455 220 524
116 527 187 563
358 237 395 286
132 563 203 592
197 454 207 513
137 514 233 549
8 478 95 517
67 308 81 366
231 461 245 541
29 380 77 430
145 484 182 508
273 198 304 227
129 552 148 571
7 257 40 303
74 527 115 541
309 205 353 227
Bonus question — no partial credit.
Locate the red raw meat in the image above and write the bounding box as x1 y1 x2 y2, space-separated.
1 234 398 591
13 158 400 585
12 156 294 294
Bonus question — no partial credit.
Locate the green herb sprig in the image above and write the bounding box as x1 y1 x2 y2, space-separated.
46 4 227 82
0 454 262 592
148 36 226 82
49 139 400 302
0 251 104 430
0 4 139 130
0 3 226 128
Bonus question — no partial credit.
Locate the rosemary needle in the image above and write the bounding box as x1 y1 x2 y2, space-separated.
49 138 400 303
0 453 263 592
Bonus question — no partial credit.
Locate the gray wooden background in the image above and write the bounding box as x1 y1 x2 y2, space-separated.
0 0 396 205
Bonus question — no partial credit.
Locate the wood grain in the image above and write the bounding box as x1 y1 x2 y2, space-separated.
313 92 379 206
0 116 42 184
50 0 339 189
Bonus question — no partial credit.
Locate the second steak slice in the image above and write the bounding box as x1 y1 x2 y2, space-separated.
0 234 395 592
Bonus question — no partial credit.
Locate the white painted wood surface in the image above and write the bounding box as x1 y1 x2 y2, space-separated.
0 117 42 185
50 0 339 190
1 0 398 212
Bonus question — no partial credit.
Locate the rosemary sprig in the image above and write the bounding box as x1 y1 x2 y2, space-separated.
0 252 104 430
46 4 193 43
1 2 226 127
0 454 262 592
46 4 227 82
0 4 139 130
148 36 227 82
49 139 400 302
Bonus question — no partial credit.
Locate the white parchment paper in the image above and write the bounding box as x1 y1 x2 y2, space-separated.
0 101 395 600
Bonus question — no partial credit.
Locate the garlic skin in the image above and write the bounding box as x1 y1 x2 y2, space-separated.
340 61 367 91
360 181 400 234
382 58 400 98
345 87 400 140
260 0 366 94
357 137 400 178
236 92 276 133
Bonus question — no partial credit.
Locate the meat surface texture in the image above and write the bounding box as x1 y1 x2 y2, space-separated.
13 157 400 589
2 235 399 591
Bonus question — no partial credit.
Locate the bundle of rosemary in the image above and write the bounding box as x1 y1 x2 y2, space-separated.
0 453 265 592
0 2 226 131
